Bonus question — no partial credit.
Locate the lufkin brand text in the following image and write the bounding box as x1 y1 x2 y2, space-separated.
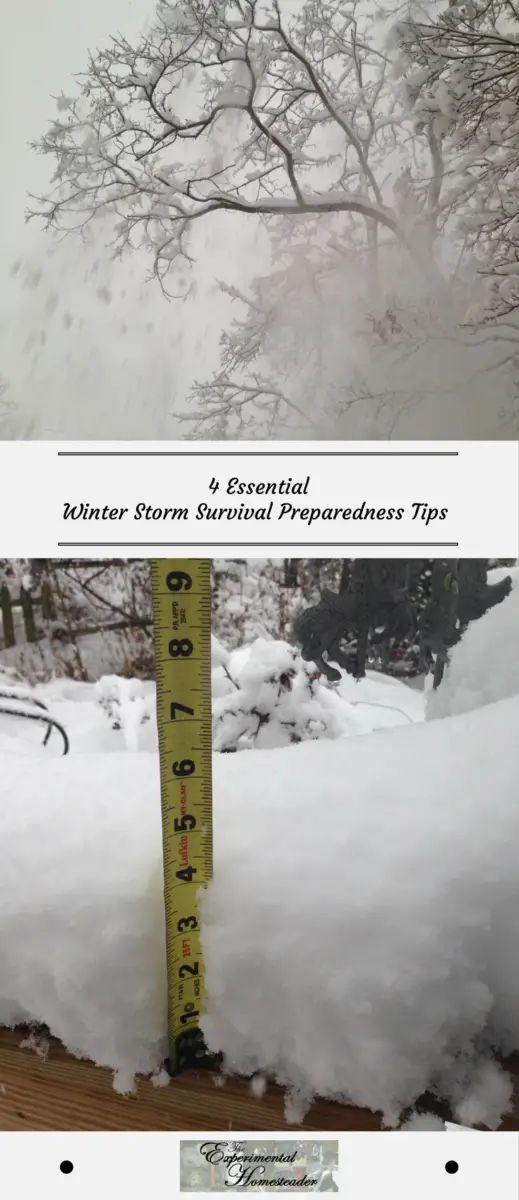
63 478 448 529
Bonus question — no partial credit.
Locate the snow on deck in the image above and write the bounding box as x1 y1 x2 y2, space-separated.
0 689 515 1124
0 581 517 1125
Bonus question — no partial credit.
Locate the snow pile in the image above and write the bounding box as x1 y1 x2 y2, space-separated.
0 752 167 1093
400 1113 445 1131
0 596 518 1127
426 569 519 722
201 694 519 1127
0 687 518 1125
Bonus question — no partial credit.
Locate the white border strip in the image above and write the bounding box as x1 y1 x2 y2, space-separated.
0 440 517 557
0 1129 516 1198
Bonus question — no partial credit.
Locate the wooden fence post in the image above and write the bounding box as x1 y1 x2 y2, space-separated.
19 586 37 643
41 576 57 622
0 584 15 648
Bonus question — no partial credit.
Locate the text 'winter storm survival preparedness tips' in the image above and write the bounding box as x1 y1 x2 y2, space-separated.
63 476 448 530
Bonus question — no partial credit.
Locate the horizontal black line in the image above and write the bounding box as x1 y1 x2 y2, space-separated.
58 450 457 457
58 542 460 547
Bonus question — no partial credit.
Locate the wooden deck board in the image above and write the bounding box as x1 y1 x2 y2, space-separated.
0 1028 382 1132
0 1028 518 1132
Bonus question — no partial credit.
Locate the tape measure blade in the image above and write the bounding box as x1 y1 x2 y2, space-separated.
152 559 215 1074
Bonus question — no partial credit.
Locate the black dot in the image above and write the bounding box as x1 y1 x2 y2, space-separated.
60 1161 74 1175
445 1161 459 1175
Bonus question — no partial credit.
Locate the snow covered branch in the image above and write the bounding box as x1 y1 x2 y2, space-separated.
25 0 519 437
397 0 519 319
29 0 406 285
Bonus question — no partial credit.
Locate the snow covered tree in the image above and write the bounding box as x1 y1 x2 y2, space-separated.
33 0 487 437
211 558 345 648
32 1 402 279
291 558 512 687
397 1 519 325
185 0 519 436
0 560 155 681
209 558 439 677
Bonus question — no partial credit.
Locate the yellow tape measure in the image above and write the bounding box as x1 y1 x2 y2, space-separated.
151 559 218 1075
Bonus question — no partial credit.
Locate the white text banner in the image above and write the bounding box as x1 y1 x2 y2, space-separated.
0 441 517 558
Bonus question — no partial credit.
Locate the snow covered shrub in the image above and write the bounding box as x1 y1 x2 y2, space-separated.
212 638 362 752
95 675 155 752
426 569 519 722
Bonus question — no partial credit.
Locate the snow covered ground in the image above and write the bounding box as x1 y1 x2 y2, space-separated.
0 579 517 1127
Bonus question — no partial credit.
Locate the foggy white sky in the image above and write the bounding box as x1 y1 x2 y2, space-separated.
0 0 259 437
0 0 504 441
1 0 150 247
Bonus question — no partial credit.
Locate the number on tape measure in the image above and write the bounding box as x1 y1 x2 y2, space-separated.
168 638 193 657
178 916 198 932
166 570 192 592
179 962 199 978
170 703 194 719
174 815 196 832
172 759 195 776
180 1003 199 1025
176 866 197 882
151 558 213 1074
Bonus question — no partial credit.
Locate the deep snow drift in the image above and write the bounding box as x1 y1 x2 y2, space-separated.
202 693 519 1128
426 567 519 722
0 685 517 1124
0 752 167 1093
0 584 517 1126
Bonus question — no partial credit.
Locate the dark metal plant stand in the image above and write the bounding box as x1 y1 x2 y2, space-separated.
0 689 69 755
